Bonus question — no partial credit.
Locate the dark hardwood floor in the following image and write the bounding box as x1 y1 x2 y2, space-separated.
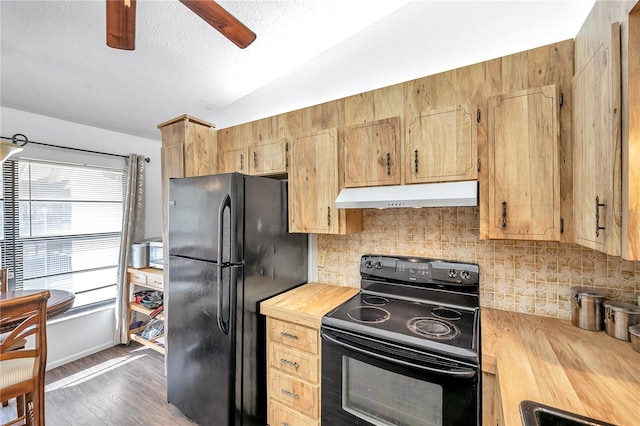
1 343 195 425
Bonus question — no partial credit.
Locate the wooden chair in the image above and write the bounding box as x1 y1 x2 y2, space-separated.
0 268 7 292
0 290 50 426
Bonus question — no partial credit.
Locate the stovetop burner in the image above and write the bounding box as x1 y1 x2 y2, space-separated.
431 307 463 321
362 295 389 306
347 306 390 323
322 254 480 362
407 317 461 340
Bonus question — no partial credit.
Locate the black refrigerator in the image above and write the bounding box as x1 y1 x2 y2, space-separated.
166 173 308 426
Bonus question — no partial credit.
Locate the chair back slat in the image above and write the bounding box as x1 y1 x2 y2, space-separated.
0 291 50 361
0 268 7 292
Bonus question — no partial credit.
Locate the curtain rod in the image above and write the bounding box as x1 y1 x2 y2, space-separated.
1 133 150 163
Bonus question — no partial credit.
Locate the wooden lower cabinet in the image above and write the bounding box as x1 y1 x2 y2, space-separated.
266 317 320 425
261 283 360 426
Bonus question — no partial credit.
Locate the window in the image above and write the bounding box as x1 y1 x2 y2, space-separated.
1 159 125 311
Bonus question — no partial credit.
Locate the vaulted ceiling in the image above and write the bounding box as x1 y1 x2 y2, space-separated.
1 0 595 141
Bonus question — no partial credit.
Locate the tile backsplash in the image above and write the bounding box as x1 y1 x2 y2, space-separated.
316 208 640 320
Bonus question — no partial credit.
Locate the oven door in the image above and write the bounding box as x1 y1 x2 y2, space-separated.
321 326 480 426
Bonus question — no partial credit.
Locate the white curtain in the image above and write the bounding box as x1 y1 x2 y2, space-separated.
114 154 146 344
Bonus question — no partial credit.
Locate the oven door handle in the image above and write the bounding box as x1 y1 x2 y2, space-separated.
322 332 477 379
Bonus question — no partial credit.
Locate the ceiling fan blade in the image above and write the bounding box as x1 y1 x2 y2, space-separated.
179 0 256 49
106 0 136 50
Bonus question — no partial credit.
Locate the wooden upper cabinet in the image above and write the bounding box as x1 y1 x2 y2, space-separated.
405 103 478 184
344 117 400 187
217 123 251 174
249 138 288 176
289 128 340 234
487 85 561 241
158 114 216 273
573 23 622 256
219 147 248 174
158 114 216 178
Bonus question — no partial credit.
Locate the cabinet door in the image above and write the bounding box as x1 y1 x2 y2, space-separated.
219 147 248 174
183 124 216 177
217 124 250 174
488 85 561 241
405 104 477 184
289 129 339 234
344 117 400 187
161 143 184 254
573 23 621 256
249 138 288 176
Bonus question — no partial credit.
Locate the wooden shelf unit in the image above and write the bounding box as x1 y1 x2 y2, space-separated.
127 267 165 355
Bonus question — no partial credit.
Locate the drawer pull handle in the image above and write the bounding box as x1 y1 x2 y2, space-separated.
280 358 299 369
280 332 299 340
281 423 289 426
281 389 299 399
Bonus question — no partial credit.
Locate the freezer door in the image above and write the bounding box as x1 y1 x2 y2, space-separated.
166 256 236 425
168 173 244 264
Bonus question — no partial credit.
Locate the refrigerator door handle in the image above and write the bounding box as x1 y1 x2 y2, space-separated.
216 193 232 334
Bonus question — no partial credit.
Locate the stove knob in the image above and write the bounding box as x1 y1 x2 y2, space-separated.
374 261 383 270
448 269 457 278
460 270 470 280
365 260 374 269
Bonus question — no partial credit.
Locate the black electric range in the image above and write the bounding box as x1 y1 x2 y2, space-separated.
322 254 481 363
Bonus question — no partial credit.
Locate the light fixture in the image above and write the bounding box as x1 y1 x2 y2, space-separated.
0 134 28 164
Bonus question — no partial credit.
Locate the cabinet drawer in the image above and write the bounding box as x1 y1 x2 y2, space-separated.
147 274 164 289
269 371 319 419
268 398 319 426
269 342 319 383
129 270 147 285
268 319 318 355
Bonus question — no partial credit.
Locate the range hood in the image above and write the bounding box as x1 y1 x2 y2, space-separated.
334 181 478 209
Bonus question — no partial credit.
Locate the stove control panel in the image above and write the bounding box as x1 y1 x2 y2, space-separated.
361 255 479 286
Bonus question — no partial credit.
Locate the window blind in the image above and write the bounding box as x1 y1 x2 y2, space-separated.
1 159 125 310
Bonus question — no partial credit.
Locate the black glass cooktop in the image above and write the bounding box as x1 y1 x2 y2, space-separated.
322 292 479 361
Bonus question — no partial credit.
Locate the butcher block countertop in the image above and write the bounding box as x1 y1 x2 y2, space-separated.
260 282 359 328
481 307 640 426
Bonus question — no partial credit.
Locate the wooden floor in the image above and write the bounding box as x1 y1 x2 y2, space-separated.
1 343 195 425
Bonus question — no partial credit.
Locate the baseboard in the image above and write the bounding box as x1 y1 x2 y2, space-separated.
46 341 116 370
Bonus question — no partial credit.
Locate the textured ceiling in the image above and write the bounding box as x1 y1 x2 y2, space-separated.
1 0 595 141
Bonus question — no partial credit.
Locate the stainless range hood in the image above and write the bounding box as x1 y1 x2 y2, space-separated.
334 181 478 209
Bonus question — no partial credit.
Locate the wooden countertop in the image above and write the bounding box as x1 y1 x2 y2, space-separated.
260 282 359 328
481 307 640 425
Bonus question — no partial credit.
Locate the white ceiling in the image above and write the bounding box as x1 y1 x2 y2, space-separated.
1 0 595 141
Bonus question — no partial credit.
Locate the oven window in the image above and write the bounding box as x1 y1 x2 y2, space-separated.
342 356 443 426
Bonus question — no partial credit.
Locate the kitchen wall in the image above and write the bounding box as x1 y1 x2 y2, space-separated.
316 208 640 320
1 106 163 368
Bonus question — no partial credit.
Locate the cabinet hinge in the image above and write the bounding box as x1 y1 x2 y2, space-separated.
476 109 481 123
285 142 289 152
559 93 563 108
477 159 481 172
560 217 564 234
